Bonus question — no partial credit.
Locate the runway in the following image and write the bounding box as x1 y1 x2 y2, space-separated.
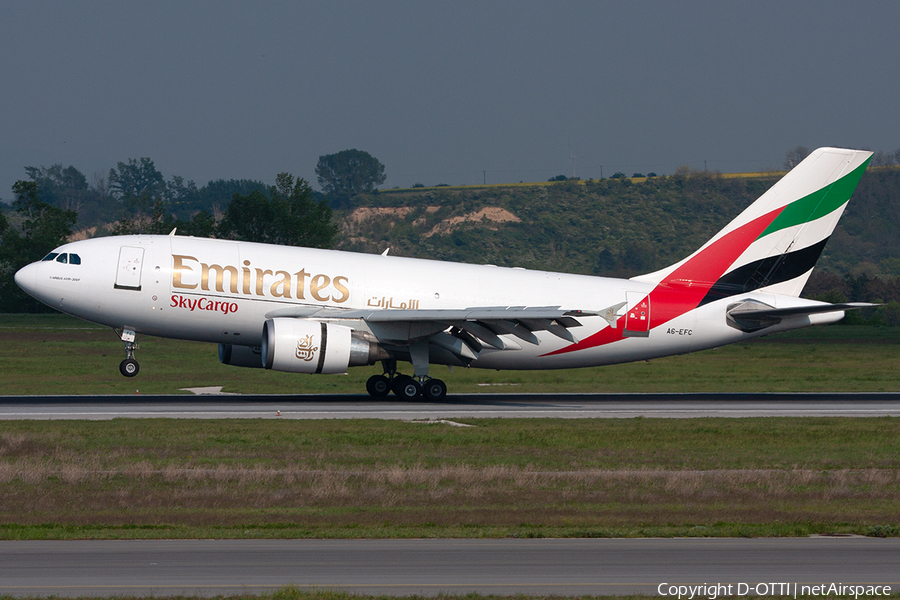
1 538 897 597
2 398 898 597
1 392 900 419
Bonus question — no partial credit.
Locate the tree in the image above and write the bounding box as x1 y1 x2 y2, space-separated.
24 164 89 213
113 198 173 236
0 181 77 311
24 164 120 228
0 210 17 312
871 150 897 167
315 149 386 208
216 189 275 243
107 157 210 228
10 181 77 262
108 157 166 219
218 173 338 248
196 179 267 219
112 198 215 238
164 175 200 215
108 157 165 202
783 146 811 170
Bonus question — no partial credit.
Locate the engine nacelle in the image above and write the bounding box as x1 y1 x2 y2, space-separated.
261 318 387 374
218 344 264 368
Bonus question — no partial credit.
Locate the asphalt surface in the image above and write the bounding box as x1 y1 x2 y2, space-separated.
2 393 897 597
2 392 900 419
1 538 898 597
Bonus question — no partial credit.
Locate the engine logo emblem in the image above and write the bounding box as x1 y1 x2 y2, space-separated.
295 335 319 361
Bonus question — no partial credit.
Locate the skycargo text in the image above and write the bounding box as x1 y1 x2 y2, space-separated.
170 294 238 315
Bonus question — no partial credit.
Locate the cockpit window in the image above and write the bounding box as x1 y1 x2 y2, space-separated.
39 251 80 265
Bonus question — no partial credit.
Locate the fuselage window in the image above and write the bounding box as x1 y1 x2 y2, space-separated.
56 253 69 264
69 253 81 265
41 253 59 262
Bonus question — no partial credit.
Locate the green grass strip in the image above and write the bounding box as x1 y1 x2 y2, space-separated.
1 418 898 539
2 314 900 394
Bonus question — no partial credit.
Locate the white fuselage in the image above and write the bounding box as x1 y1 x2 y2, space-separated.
14 234 838 371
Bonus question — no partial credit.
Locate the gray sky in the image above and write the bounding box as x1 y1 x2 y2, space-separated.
2 0 899 200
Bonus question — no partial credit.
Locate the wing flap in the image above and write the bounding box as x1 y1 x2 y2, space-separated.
306 305 594 348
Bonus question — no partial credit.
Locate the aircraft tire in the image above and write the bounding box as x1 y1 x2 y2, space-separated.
422 378 447 401
119 358 140 377
366 374 391 398
392 375 421 400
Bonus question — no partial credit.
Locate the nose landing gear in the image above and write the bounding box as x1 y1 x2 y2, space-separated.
117 328 140 378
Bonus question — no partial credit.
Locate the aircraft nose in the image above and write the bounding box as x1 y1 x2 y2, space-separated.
14 262 39 295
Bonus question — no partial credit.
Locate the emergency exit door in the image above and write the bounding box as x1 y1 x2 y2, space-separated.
114 246 144 291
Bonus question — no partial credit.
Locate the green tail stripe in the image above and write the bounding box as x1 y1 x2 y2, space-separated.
757 158 870 240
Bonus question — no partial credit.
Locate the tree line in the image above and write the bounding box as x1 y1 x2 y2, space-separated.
1 148 391 312
5 146 900 322
0 148 391 310
12 148 386 229
0 171 339 311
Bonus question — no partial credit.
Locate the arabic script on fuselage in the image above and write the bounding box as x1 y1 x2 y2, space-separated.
366 296 420 310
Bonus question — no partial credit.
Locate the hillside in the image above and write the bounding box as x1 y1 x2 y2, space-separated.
335 168 900 279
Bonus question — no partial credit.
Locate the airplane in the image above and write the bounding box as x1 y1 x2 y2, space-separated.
14 147 875 400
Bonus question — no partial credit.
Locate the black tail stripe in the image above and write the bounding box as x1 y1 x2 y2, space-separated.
698 237 830 306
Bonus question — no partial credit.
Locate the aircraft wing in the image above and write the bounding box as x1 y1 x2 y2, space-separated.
264 305 599 359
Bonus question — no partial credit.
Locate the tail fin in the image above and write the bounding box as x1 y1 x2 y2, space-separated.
632 147 872 302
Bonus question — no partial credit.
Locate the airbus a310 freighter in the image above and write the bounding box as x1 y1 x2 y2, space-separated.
15 147 874 400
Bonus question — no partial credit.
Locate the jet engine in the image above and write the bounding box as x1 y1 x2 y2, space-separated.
218 343 264 368
261 318 387 374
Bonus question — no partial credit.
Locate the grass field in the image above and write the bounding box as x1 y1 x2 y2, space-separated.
2 314 900 395
1 314 899 543
0 417 898 540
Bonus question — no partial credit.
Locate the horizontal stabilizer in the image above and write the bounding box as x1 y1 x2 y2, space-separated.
726 300 876 332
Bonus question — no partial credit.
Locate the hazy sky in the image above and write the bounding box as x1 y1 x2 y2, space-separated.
3 0 899 201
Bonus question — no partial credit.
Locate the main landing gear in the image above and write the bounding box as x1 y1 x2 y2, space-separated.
117 328 140 378
366 359 447 401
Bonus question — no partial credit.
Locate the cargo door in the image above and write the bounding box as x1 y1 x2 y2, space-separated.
623 291 650 337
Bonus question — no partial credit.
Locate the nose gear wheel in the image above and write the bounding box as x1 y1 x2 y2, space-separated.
116 328 140 378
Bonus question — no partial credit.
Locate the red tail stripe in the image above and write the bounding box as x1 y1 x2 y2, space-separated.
544 207 783 356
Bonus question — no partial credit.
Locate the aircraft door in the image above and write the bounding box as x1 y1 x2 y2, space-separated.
623 291 650 337
115 246 144 291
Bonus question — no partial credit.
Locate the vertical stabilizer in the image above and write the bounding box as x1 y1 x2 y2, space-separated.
632 147 872 301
